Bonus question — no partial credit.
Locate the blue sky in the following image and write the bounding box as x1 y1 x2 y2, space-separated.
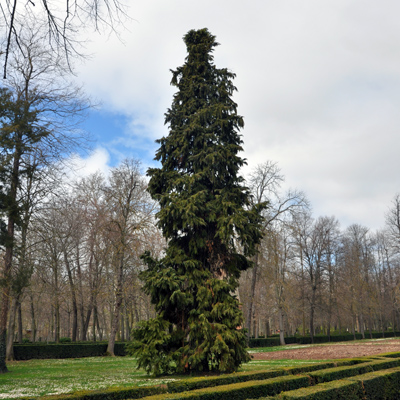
72 0 400 231
81 109 159 169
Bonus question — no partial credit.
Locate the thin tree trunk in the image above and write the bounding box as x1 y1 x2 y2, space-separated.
92 304 97 342
279 307 286 345
125 304 130 341
17 301 22 343
107 256 124 355
246 253 259 340
64 253 78 342
29 293 36 343
6 298 18 361
120 307 125 342
0 132 22 373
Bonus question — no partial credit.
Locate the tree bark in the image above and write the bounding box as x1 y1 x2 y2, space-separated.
107 255 124 355
17 301 22 343
64 253 78 341
0 134 22 373
6 298 18 361
279 307 286 345
29 293 36 343
246 252 259 339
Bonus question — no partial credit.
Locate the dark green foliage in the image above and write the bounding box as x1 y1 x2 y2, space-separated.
308 359 400 384
60 337 73 343
0 87 49 236
274 380 363 400
13 342 127 360
143 375 311 400
248 333 398 348
19 385 166 400
348 367 400 400
129 28 265 375
167 370 287 393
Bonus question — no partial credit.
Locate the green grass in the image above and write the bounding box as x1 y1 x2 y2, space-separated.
0 357 176 399
0 356 334 399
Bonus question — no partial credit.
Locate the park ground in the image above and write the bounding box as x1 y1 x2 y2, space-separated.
2 338 400 398
251 338 400 360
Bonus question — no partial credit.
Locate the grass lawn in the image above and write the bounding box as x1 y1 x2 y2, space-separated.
0 354 332 399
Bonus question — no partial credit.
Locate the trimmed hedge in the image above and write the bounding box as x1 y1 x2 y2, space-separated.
19 358 400 400
167 370 287 393
13 342 127 360
166 363 339 393
248 331 400 347
348 367 400 400
256 366 400 399
143 375 311 400
248 337 297 348
264 380 363 399
19 385 166 400
308 358 400 384
14 332 400 360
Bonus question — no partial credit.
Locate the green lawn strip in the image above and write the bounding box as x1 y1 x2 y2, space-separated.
19 386 166 400
0 358 172 399
307 358 400 384
140 375 311 400
0 354 389 399
14 362 338 400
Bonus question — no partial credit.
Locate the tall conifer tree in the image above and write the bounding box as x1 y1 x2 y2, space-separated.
130 28 265 375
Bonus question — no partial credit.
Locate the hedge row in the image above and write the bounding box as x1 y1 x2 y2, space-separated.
13 342 126 360
143 361 400 400
166 363 338 393
20 385 166 400
13 332 399 360
256 367 400 399
143 375 312 400
308 358 400 384
26 359 372 400
248 331 400 347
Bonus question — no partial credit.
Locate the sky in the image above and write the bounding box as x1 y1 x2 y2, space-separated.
73 0 400 231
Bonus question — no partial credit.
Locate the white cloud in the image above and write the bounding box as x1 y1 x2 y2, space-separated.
74 0 400 231
67 147 111 179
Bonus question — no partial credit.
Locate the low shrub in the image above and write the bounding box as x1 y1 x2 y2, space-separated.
19 385 165 400
268 380 363 399
348 367 400 399
308 358 400 384
167 370 286 393
13 342 127 360
144 375 311 400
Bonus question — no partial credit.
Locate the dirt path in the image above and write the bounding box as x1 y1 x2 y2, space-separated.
251 339 400 360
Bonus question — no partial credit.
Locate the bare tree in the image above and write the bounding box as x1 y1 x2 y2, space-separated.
104 159 155 355
0 25 88 372
1 0 128 78
293 214 340 343
245 161 308 339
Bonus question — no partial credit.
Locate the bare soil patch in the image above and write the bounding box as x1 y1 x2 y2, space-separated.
251 339 400 360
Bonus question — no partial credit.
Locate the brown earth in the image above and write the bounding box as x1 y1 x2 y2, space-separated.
251 339 400 360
